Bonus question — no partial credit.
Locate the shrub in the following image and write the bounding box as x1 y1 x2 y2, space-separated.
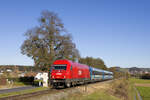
0 78 7 85
7 78 19 82
111 78 129 100
19 77 34 82
140 74 150 79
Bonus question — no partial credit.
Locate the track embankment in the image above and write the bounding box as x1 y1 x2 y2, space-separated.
0 80 113 100
23 80 113 100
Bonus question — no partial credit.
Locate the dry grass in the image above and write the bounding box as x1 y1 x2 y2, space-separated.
78 82 110 94
109 78 129 100
60 81 122 100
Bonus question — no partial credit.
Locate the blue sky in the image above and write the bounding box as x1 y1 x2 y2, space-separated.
0 0 150 68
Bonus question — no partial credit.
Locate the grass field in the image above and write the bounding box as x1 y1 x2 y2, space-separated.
128 83 136 100
0 87 48 98
81 91 120 100
0 82 30 90
129 78 150 84
61 90 121 100
137 86 150 100
61 79 130 100
129 78 150 100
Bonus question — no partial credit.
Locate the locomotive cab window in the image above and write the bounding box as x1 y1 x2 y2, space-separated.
53 65 67 70
70 65 72 70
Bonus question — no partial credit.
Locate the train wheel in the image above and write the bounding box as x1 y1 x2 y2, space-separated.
65 82 71 88
52 85 57 89
52 83 58 89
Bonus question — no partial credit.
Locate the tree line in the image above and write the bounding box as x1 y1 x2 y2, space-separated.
79 57 107 70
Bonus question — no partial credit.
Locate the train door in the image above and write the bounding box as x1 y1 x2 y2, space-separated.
102 71 105 80
70 65 73 79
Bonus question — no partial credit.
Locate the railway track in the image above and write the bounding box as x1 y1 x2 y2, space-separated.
0 86 75 100
0 80 113 100
0 88 54 100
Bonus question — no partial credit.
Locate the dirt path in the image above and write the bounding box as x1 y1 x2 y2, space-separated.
135 83 150 87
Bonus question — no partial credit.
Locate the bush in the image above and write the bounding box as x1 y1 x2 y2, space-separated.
16 77 34 85
34 80 43 86
140 74 150 79
7 78 19 82
19 77 34 82
111 78 129 100
0 78 7 85
8 77 34 85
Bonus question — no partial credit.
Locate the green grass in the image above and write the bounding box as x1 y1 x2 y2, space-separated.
61 90 121 100
0 87 48 98
13 82 27 86
128 78 142 100
137 86 150 100
129 78 150 100
129 78 150 84
0 82 31 89
82 91 121 100
128 84 136 100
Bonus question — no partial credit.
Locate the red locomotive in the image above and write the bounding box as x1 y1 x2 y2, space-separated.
50 59 113 88
50 59 90 88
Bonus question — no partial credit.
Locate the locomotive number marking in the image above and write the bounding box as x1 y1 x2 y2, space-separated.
78 70 82 75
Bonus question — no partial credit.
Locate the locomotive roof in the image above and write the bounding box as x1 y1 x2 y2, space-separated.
53 59 89 67
53 59 113 74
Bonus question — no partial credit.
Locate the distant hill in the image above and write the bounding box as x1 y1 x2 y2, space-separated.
109 66 150 74
108 66 150 79
128 67 150 74
109 66 129 72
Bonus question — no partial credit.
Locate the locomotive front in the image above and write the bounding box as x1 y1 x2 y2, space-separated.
50 60 72 88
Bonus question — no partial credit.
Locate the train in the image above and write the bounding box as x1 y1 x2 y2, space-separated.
50 59 113 88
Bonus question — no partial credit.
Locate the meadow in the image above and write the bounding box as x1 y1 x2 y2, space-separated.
129 78 150 84
130 78 150 100
136 86 150 100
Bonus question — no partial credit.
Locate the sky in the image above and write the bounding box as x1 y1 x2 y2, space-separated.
0 0 150 68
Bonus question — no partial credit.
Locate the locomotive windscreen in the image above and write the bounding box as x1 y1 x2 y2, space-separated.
53 65 67 70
